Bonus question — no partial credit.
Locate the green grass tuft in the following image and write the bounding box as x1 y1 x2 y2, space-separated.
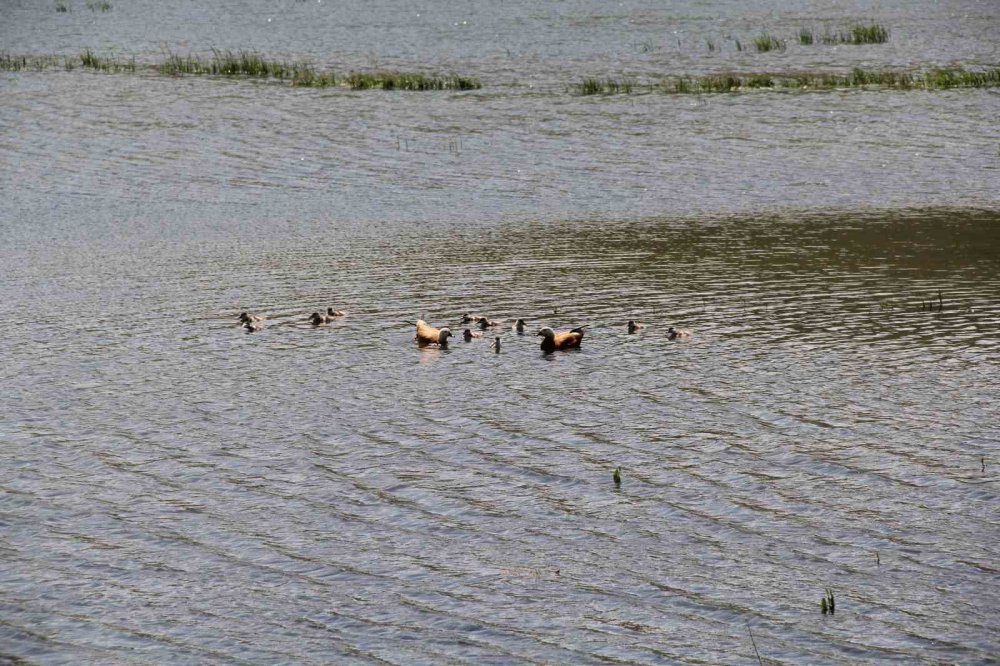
849 23 889 44
821 589 836 614
821 23 889 45
207 49 294 78
80 49 135 72
753 33 786 53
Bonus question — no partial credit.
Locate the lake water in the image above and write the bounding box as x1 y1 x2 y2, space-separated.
1 1 998 664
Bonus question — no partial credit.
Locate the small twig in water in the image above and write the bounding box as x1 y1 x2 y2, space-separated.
747 622 763 666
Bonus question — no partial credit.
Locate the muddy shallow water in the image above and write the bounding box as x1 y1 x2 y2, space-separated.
2 1 999 664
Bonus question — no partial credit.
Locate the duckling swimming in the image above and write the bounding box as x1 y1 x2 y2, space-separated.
477 318 501 330
667 326 693 340
490 336 501 353
537 326 585 352
309 312 333 325
326 307 346 317
238 312 264 325
461 313 486 324
242 319 264 333
462 328 483 341
627 320 643 334
512 318 526 333
414 320 453 347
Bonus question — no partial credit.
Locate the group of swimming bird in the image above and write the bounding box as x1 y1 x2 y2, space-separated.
238 307 344 332
239 309 692 352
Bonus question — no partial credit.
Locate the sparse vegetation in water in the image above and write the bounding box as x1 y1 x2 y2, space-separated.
848 22 889 44
2 50 483 92
158 51 479 90
706 38 716 52
821 23 890 45
654 67 1000 94
160 53 208 75
291 68 338 88
613 467 621 486
80 49 135 72
745 74 774 89
160 49 299 79
799 28 814 45
753 33 785 52
923 68 999 89
202 49 301 78
821 588 836 614
700 74 743 93
347 71 481 90
55 0 69 12
86 0 112 11
578 67 1000 95
637 39 655 54
918 290 945 311
0 53 65 71
578 77 636 95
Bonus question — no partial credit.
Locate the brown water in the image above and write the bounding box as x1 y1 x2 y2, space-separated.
2 1 999 664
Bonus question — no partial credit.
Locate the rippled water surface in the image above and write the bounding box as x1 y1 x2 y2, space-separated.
2 1 999 664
